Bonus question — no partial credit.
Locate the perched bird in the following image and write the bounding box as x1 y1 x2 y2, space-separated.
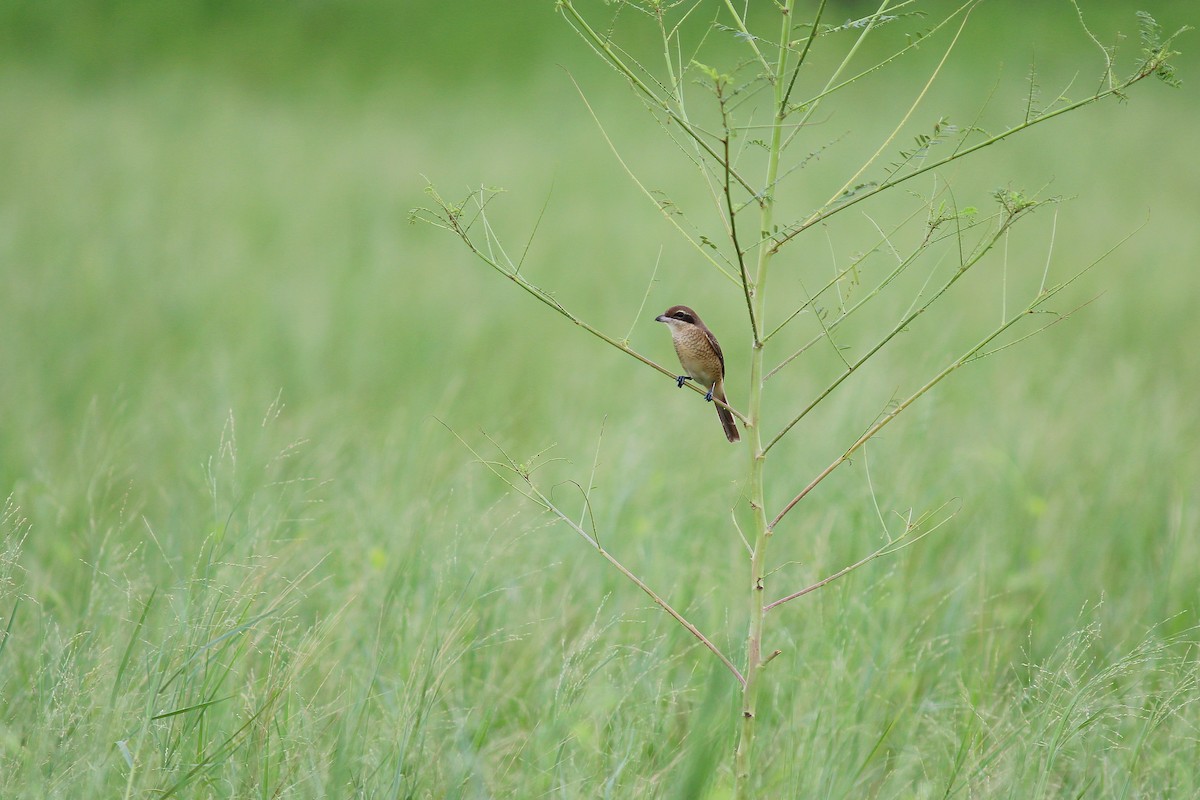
655 305 740 443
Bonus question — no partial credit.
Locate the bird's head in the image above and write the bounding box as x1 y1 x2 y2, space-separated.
655 305 700 327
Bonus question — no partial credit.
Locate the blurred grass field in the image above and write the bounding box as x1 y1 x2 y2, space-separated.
1 1 1198 796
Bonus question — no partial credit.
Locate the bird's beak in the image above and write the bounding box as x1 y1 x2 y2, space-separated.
655 314 668 323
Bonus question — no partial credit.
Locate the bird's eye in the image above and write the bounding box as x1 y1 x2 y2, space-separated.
674 312 687 319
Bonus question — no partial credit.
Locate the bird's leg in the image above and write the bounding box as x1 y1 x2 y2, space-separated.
705 383 715 402
676 375 691 388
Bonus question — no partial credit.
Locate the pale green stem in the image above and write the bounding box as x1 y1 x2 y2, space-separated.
734 3 792 795
784 0 896 148
722 0 772 75
424 185 752 425
769 297 1032 533
812 9 972 235
761 199 934 351
447 425 747 686
567 72 740 284
558 1 758 196
764 215 1018 455
771 62 1163 254
767 222 1125 533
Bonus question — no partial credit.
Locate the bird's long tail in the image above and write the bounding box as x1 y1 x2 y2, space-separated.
714 387 740 443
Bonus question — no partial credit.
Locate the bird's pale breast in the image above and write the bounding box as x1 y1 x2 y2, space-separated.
672 329 721 386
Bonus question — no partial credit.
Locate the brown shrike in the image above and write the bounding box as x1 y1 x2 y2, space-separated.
655 305 740 443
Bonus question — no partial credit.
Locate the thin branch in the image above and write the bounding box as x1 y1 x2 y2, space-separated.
578 416 608 535
972 294 1099 360
801 273 851 370
780 0 828 112
770 55 1166 255
732 507 753 556
558 0 759 197
566 71 740 284
763 207 1026 454
1070 0 1117 94
782 0 977 154
419 184 752 426
623 246 663 344
517 181 555 275
811 8 973 242
862 445 889 539
441 422 746 687
722 0 772 77
658 2 731 252
782 0 901 145
768 240 1110 532
972 218 1144 361
765 497 960 610
761 198 932 347
717 79 760 344
1039 206 1059 296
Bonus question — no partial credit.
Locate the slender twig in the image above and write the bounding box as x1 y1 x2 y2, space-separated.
801 272 851 370
810 8 973 243
566 71 739 284
1070 0 1117 94
442 422 746 687
1039 207 1059 296
657 2 731 249
771 58 1168 255
517 182 555 276
558 0 759 197
780 0 828 112
722 0 773 77
765 498 960 611
782 0 899 148
763 207 1029 455
782 0 977 149
623 246 663 344
578 416 607 535
769 236 1118 532
732 508 753 556
973 221 1143 361
421 184 752 427
761 198 934 347
717 79 760 344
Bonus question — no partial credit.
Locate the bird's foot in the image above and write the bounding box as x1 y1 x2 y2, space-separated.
704 386 715 402
675 375 690 388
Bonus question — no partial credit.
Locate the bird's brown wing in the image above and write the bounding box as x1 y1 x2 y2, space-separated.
703 327 725 373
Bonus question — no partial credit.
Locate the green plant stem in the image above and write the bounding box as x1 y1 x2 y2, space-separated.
557 0 758 197
814 8 973 246
761 198 935 351
758 226 1003 455
419 185 752 426
719 83 759 344
763 209 1024 456
567 71 741 285
734 3 793 795
445 424 747 686
783 0 899 150
721 0 771 75
780 0 827 112
782 0 975 151
770 58 1170 255
767 238 1111 535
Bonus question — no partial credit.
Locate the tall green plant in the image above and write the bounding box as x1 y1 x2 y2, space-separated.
416 1 1185 792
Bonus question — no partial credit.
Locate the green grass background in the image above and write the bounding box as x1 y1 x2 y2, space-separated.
1 1 1198 796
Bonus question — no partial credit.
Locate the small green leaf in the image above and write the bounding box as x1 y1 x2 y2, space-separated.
690 60 720 82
